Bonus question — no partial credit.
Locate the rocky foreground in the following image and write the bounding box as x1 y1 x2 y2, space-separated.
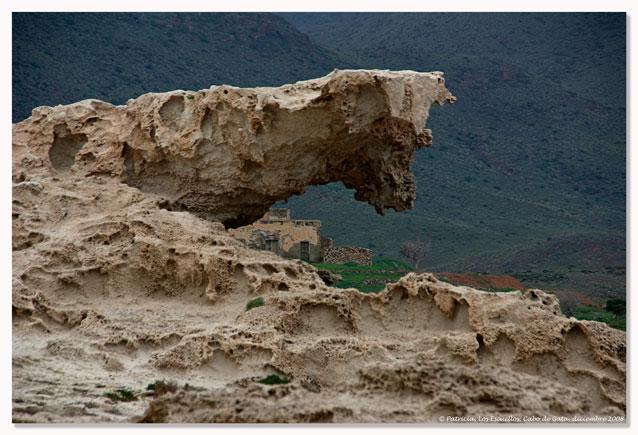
12 70 625 423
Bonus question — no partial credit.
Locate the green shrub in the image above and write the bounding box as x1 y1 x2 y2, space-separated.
246 297 265 311
573 305 625 331
605 298 626 316
104 387 137 402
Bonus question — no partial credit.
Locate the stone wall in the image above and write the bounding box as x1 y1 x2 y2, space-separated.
323 246 373 266
321 237 334 252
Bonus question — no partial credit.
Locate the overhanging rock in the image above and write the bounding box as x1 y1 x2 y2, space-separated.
12 69 456 227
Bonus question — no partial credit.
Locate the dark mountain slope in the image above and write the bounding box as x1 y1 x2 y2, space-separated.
280 13 625 300
12 13 353 122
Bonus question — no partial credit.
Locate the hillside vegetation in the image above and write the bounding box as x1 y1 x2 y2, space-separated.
280 13 626 303
12 13 351 122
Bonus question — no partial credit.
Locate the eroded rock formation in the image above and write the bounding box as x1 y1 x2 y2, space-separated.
12 71 625 423
13 69 455 227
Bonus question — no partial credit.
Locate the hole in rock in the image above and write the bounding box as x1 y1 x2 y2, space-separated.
49 126 88 171
224 181 420 294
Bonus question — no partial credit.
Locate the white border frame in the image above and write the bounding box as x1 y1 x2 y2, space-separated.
1 2 634 434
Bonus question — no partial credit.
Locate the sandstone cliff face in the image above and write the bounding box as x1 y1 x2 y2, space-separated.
13 69 455 227
12 71 625 423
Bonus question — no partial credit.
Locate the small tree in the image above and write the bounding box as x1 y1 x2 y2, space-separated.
400 239 429 270
605 298 626 316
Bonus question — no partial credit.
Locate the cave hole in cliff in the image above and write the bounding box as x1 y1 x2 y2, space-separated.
48 125 88 171
476 333 488 360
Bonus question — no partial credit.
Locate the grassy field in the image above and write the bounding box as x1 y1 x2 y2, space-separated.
312 259 413 293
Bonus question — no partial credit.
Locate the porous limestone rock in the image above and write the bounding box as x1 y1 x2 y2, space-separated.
136 273 627 423
13 69 455 227
12 170 627 422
